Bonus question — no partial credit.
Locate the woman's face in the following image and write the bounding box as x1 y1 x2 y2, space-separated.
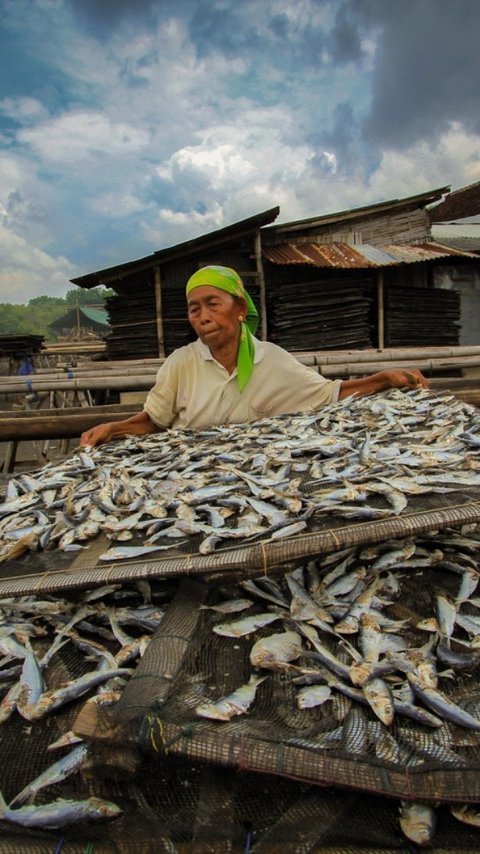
187 286 247 350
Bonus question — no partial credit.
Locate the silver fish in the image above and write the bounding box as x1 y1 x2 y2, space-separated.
450 804 480 827
199 598 253 614
250 631 303 670
0 792 122 828
195 674 266 721
213 612 281 638
47 731 84 752
25 667 131 720
407 670 480 730
99 542 187 560
362 677 394 726
10 744 88 805
399 801 436 847
17 641 45 720
296 684 332 709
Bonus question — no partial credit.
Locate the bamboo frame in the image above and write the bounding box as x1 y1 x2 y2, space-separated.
1 501 479 599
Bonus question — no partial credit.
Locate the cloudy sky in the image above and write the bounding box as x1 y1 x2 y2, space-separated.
1 0 479 303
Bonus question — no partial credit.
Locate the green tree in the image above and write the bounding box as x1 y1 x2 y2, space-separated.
28 295 66 306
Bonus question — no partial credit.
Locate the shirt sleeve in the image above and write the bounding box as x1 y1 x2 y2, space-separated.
143 350 182 428
261 344 342 411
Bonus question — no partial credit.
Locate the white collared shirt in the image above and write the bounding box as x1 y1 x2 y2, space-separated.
144 337 341 429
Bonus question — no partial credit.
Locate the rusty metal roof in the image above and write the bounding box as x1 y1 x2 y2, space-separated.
261 241 478 269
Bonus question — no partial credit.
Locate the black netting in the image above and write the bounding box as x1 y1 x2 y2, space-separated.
2 390 480 847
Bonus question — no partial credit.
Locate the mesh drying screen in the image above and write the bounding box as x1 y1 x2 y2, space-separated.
2 552 480 849
1 388 480 596
90 528 480 805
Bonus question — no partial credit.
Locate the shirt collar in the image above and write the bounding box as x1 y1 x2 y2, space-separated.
195 336 264 364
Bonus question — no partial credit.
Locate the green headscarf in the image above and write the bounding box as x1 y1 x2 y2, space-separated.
186 265 258 391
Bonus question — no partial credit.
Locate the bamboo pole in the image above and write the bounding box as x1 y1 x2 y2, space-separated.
316 357 480 377
308 346 480 364
3 357 480 395
32 345 480 373
0 376 156 394
42 344 106 355
0 366 159 384
9 351 480 385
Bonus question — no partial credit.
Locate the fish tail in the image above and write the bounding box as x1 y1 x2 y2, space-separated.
0 790 8 815
9 787 30 807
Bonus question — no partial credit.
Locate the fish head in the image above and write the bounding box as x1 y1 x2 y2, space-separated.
349 661 373 687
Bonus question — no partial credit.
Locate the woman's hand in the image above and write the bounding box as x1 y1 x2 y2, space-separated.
381 368 429 390
339 367 429 400
79 411 159 447
79 422 117 447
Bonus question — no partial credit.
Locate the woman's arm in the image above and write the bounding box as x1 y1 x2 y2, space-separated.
339 368 429 400
79 410 160 447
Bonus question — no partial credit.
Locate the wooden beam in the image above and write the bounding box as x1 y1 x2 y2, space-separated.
0 409 141 442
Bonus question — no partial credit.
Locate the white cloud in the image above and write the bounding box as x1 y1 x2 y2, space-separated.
367 122 480 198
0 1 479 304
89 190 148 218
142 202 226 247
18 112 150 163
0 96 46 122
0 223 74 303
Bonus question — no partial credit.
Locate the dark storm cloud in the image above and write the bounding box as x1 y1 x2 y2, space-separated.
321 102 359 172
186 1 363 70
352 0 480 148
329 4 363 64
67 0 160 37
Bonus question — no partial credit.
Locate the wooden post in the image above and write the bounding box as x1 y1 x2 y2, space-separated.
3 441 18 474
377 270 385 351
153 266 165 358
254 230 268 341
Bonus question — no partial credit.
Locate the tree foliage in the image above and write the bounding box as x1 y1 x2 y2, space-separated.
0 288 115 340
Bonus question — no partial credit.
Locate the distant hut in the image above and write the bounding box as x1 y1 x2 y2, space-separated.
48 306 110 342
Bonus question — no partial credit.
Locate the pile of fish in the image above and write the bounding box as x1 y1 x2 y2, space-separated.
1 389 480 563
0 580 165 828
192 525 480 845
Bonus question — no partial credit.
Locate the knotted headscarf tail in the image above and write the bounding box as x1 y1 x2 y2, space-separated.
186 265 259 391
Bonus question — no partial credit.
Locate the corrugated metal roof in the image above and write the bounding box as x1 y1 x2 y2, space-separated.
429 236 480 252
430 224 480 252
261 241 479 269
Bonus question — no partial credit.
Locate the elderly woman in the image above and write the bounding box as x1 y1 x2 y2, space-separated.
80 265 429 447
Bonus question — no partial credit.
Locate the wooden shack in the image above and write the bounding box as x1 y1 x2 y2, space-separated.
429 181 480 347
260 185 480 351
70 187 480 358
71 207 280 360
